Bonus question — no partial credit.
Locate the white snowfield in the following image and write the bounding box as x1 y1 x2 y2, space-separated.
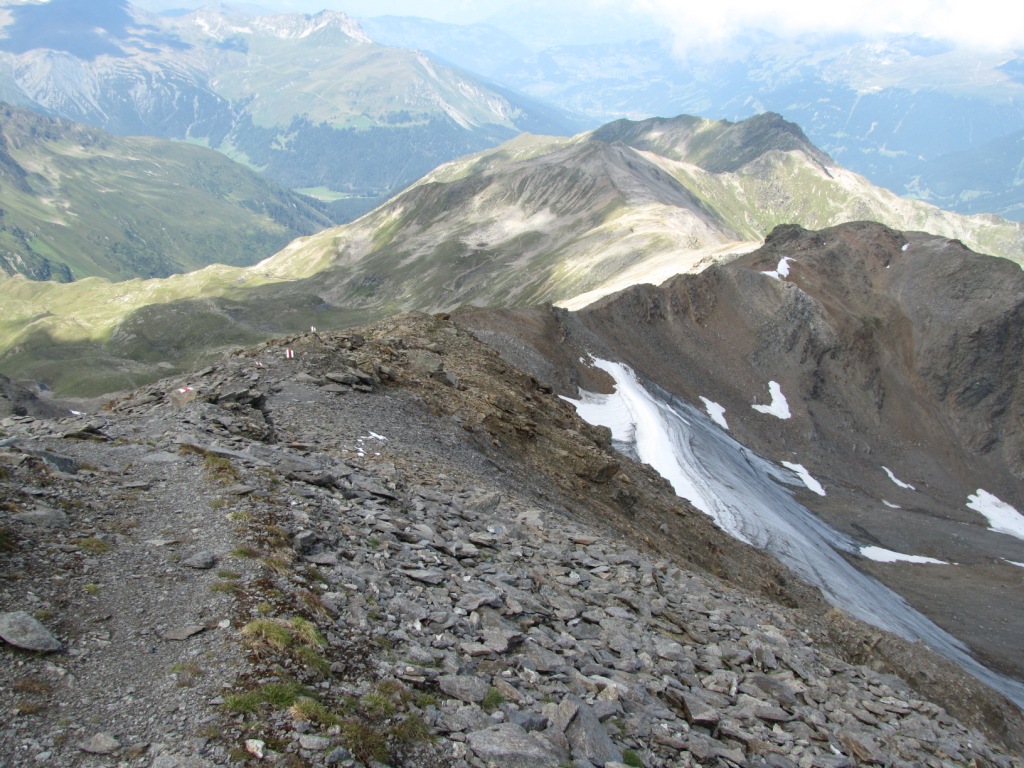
565 360 718 528
860 546 948 565
564 356 1024 708
883 466 915 490
967 490 1024 541
781 462 826 496
762 257 793 280
752 380 791 419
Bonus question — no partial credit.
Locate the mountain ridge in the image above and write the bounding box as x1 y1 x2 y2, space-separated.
1 112 1022 395
360 14 1024 220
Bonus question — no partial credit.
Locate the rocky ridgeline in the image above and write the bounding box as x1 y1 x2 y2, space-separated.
1 312 1022 767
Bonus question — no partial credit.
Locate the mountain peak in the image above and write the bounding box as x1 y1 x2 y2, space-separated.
187 7 370 45
591 112 833 173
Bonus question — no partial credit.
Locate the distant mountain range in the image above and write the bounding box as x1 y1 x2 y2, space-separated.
0 102 334 281
4 1 1022 222
0 0 585 220
2 112 1021 395
361 15 1024 221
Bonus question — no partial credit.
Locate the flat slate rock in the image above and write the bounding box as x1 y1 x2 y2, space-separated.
181 550 217 569
14 505 68 527
141 451 181 464
402 567 446 585
466 723 563 768
78 732 121 754
0 610 62 652
439 674 490 703
162 625 206 641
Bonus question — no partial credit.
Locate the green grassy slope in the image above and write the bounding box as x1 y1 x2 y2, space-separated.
0 103 336 282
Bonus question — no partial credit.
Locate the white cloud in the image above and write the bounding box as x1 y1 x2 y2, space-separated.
635 0 1024 52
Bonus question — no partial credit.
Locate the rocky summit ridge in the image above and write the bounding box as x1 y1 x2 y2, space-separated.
2 311 1023 767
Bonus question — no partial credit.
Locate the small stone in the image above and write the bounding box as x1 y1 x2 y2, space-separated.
557 695 621 765
679 691 720 727
170 387 198 407
751 703 794 723
306 552 339 565
78 732 121 754
838 729 885 764
14 506 68 528
298 734 332 750
687 731 741 764
0 611 62 652
245 739 265 758
181 550 217 569
439 674 490 703
293 530 318 554
63 424 109 441
325 746 352 764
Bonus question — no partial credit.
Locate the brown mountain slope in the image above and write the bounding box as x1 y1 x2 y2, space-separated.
454 220 1024 685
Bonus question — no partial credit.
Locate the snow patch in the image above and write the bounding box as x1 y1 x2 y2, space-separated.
967 490 1024 541
563 359 716 521
699 397 728 430
752 381 791 419
861 546 947 565
781 462 826 496
883 466 915 490
562 360 1024 706
901 243 909 251
1004 560 1024 568
762 257 793 280
882 500 901 509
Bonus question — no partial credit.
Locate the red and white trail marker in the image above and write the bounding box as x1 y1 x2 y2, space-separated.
285 349 295 359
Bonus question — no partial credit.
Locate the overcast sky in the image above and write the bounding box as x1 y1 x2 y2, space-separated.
150 0 1024 51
